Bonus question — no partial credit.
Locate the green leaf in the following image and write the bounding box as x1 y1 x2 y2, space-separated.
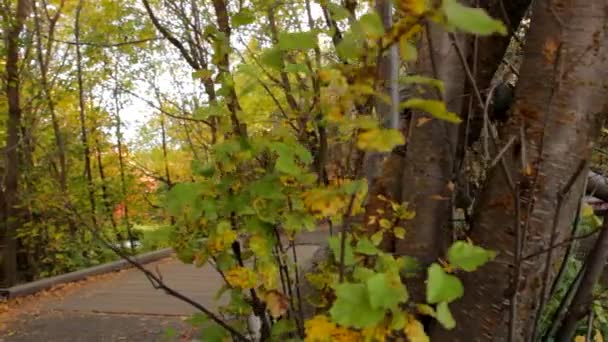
366 272 408 310
426 263 464 304
355 238 381 255
353 266 376 282
200 323 229 342
329 282 385 328
436 302 456 330
284 63 310 74
192 69 213 81
358 12 384 38
336 31 364 60
231 9 255 27
260 48 283 70
275 155 300 175
399 256 422 276
401 99 462 123
399 37 418 62
443 0 507 36
328 234 356 266
271 319 296 339
278 31 317 50
326 3 351 20
166 182 207 221
447 240 496 272
390 310 406 330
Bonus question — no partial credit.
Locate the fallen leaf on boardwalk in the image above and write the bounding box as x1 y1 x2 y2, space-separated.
430 194 449 201
264 290 289 318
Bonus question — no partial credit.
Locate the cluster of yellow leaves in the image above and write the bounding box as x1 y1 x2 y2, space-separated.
304 315 361 342
225 266 257 289
396 0 427 16
319 69 352 121
303 188 348 217
357 128 405 153
257 262 279 289
404 315 430 342
574 330 604 342
207 221 237 254
304 315 407 341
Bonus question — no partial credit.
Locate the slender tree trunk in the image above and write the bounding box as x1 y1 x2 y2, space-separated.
74 0 97 228
159 116 174 226
435 1 608 340
94 138 117 230
113 72 135 251
394 22 469 301
1 0 30 287
33 0 67 191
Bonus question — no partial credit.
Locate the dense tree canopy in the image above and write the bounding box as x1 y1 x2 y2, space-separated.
1 0 608 340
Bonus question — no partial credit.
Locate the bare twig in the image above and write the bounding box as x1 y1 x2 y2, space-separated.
535 160 587 338
46 35 162 48
490 135 517 169
556 213 608 342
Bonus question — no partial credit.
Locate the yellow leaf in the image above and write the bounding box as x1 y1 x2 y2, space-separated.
399 37 418 62
404 316 429 342
357 128 405 152
264 290 289 318
304 315 335 342
574 336 586 342
225 266 257 289
394 227 406 239
430 194 449 201
595 330 604 342
379 218 392 229
401 99 462 123
331 325 361 342
416 304 436 317
582 203 595 218
258 262 279 289
398 0 427 16
416 116 432 127
371 231 384 245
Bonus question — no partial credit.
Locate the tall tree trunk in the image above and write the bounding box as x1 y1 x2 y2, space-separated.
394 23 469 301
435 1 608 340
113 72 135 251
1 0 30 287
364 0 530 302
159 116 174 226
33 0 67 191
74 0 97 227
